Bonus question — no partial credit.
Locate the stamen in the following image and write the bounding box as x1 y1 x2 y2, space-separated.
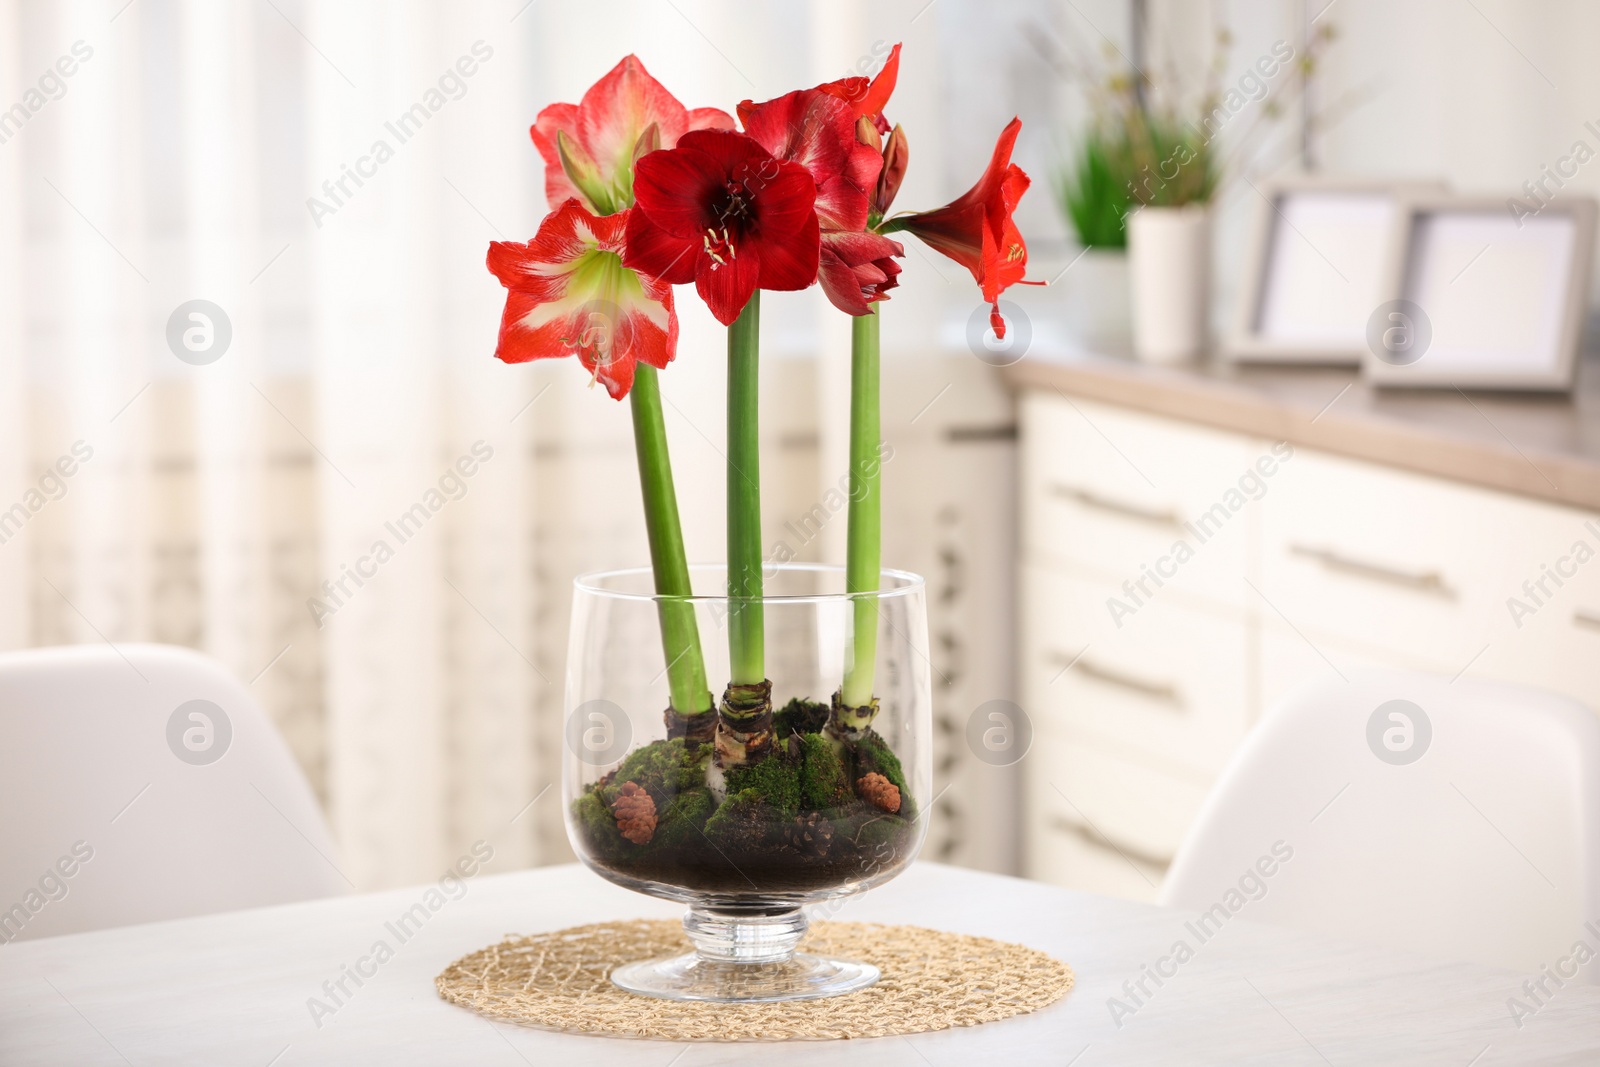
703 227 733 269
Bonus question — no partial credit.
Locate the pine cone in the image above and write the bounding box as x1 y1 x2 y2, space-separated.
857 772 901 814
784 811 834 859
611 781 657 844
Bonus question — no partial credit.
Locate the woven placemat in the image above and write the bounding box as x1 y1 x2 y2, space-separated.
436 919 1074 1041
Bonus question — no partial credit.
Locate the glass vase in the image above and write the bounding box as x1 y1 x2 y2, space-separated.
562 563 930 1003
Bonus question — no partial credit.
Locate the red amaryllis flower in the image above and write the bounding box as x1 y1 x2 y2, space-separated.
888 117 1032 336
487 199 676 399
819 231 904 315
624 129 819 327
531 55 733 216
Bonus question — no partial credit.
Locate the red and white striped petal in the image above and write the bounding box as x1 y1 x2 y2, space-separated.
487 200 678 399
530 56 733 215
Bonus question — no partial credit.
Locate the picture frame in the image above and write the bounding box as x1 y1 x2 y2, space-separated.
1228 176 1445 364
1363 193 1597 391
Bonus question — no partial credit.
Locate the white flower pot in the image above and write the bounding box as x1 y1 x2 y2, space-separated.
1062 248 1131 355
1127 206 1210 364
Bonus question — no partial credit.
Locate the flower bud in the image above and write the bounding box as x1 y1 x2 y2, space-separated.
873 124 909 216
855 115 882 152
632 122 661 163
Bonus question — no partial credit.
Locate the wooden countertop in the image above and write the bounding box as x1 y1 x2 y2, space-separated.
1003 350 1600 513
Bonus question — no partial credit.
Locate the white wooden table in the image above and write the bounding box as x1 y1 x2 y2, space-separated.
2 862 1595 1065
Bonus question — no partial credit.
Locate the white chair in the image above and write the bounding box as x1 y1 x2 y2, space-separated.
1161 669 1600 978
0 644 347 941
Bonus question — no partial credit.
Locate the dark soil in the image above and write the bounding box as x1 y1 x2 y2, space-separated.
572 703 917 894
582 823 916 893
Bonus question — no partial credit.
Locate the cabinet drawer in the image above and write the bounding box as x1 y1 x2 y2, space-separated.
1021 392 1267 609
1026 731 1212 863
1026 812 1166 901
1022 565 1253 776
1477 583 1600 710
1261 449 1600 671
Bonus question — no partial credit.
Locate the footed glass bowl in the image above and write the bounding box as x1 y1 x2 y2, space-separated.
562 564 930 1002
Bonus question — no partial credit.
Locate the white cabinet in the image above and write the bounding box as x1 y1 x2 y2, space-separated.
1020 389 1600 898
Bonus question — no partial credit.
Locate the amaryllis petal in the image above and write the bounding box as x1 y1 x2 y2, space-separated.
686 106 734 132
530 55 734 215
895 205 981 264
888 118 1033 336
630 138 730 237
575 57 689 183
818 42 901 132
738 88 878 232
746 162 825 240
821 229 902 269
621 210 700 285
531 103 584 207
694 241 762 327
487 199 678 399
855 43 901 124
758 212 822 292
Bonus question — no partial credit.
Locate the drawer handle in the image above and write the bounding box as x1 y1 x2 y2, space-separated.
1289 543 1455 599
1050 483 1182 529
1576 609 1600 632
1051 650 1183 708
1045 815 1172 869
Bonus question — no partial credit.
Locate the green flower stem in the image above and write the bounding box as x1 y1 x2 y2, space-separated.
840 306 881 710
629 363 712 716
726 293 764 685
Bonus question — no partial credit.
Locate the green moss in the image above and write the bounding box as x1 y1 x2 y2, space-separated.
853 812 911 853
572 789 627 861
773 697 829 737
851 729 906 790
703 788 778 851
653 787 714 851
723 752 801 817
797 732 851 811
850 729 913 821
605 738 708 806
833 801 911 858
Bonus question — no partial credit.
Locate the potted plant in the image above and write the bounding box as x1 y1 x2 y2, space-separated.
486 50 1034 1003
1123 110 1219 364
1054 123 1135 353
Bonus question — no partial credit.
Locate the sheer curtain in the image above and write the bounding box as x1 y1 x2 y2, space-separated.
2 0 578 889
